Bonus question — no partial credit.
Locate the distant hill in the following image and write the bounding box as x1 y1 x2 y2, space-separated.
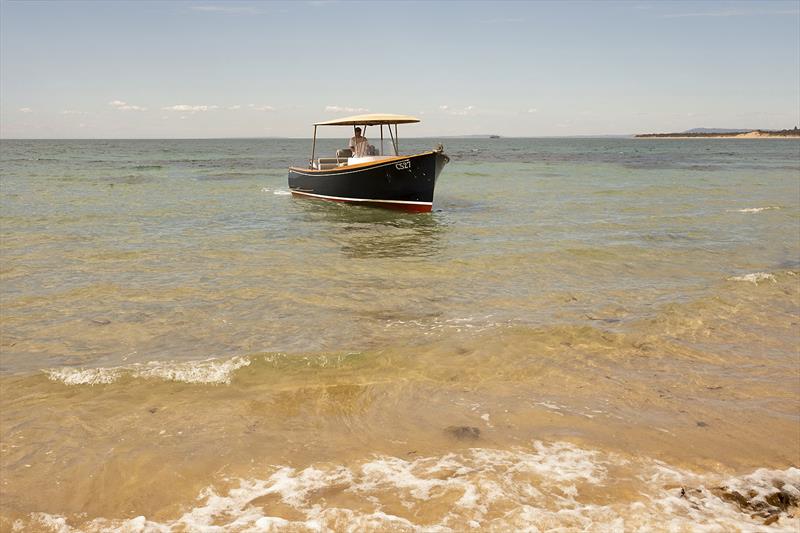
683 128 751 134
636 127 800 139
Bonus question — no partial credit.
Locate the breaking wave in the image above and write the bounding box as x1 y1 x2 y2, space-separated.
16 441 800 532
727 272 778 284
44 356 251 386
733 206 781 213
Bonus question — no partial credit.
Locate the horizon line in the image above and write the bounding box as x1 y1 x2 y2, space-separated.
1 134 637 141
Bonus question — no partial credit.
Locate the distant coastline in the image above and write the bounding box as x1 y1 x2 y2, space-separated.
636 128 800 139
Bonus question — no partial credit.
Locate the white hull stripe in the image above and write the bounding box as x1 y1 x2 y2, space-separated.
290 189 431 206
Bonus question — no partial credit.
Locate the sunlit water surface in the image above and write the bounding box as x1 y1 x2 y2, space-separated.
1 138 799 531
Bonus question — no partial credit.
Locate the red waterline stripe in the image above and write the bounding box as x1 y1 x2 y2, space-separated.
290 190 432 212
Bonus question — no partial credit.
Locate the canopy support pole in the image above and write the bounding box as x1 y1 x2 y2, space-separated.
388 125 397 156
395 124 399 154
310 125 317 168
381 125 384 156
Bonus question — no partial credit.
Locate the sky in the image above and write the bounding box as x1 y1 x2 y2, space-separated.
1 0 798 138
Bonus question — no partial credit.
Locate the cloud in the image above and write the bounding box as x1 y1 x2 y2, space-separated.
162 104 218 112
440 105 476 116
481 17 524 24
228 105 242 110
662 8 799 18
191 5 263 14
248 104 275 111
527 108 538 114
18 107 33 113
60 110 84 115
109 100 147 111
325 105 369 113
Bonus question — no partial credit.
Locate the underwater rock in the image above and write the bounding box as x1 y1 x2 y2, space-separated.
765 490 797 511
716 489 749 508
711 484 799 524
445 426 481 440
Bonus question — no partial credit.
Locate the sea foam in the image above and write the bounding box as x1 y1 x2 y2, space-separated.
45 367 123 386
44 356 251 386
734 206 781 213
20 441 798 532
727 272 777 284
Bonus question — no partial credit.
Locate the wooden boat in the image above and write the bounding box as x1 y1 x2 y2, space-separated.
288 114 449 212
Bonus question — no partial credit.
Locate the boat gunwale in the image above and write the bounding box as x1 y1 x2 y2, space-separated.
289 151 436 175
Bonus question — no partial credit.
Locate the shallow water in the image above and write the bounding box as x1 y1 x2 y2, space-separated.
1 138 799 531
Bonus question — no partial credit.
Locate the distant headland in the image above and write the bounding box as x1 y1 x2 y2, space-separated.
636 127 800 139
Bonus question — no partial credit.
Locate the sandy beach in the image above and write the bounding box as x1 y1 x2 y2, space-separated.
637 131 800 139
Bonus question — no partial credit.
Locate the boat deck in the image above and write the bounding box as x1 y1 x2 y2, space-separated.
314 155 399 170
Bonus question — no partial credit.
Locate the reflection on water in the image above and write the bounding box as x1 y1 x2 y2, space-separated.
295 199 447 259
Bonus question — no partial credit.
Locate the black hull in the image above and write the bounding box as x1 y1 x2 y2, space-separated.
288 151 448 212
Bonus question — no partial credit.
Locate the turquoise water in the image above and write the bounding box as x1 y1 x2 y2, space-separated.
1 138 799 531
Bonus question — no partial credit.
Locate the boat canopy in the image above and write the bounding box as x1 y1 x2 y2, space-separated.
314 113 420 126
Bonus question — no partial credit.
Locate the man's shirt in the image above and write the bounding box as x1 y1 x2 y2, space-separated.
349 136 369 157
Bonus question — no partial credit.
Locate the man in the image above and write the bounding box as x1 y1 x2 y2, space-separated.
348 127 369 157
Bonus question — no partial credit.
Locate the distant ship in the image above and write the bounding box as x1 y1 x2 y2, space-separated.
489 135 501 139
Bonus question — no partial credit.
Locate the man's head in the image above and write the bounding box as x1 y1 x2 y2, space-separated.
354 127 362 137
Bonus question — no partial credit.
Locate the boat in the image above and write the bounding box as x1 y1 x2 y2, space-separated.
288 113 449 212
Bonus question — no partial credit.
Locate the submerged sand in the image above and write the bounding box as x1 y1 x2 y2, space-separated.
2 271 799 531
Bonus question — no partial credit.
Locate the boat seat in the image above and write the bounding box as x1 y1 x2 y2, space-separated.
316 157 349 170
